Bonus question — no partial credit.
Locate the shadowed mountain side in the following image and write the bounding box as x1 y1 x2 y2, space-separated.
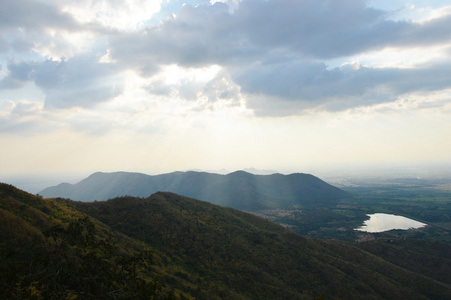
71 192 451 300
356 239 451 285
39 170 349 210
2 183 451 299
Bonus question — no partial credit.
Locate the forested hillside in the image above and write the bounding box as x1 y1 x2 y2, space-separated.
2 183 451 299
0 183 179 299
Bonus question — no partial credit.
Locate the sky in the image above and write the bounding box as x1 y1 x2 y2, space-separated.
1 0 451 190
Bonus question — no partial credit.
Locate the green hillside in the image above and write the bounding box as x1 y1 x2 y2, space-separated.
39 171 349 210
356 239 451 285
2 183 451 299
0 183 175 299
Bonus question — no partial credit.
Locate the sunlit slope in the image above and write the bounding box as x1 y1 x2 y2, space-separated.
0 183 177 299
39 170 349 210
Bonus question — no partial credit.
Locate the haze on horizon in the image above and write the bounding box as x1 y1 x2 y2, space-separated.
1 0 451 190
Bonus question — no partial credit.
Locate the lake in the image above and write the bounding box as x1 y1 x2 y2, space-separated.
355 213 427 233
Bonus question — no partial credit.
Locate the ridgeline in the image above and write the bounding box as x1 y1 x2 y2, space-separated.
39 170 349 210
2 182 451 299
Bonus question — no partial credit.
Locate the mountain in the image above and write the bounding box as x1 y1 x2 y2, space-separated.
3 182 451 299
0 183 176 299
39 170 349 210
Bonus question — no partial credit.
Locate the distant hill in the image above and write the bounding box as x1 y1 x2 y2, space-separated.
39 170 349 210
2 182 451 299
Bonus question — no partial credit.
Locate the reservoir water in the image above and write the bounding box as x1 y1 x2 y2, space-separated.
355 213 427 233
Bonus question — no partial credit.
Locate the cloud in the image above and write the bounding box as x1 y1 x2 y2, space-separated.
0 98 125 135
1 54 124 108
109 2 256 74
2 0 451 119
0 36 8 52
0 99 14 113
233 0 384 59
238 59 451 115
143 64 225 101
0 0 117 58
35 55 124 108
105 0 451 116
58 0 162 30
110 0 451 66
0 61 36 89
0 99 53 134
232 0 451 58
11 100 42 115
0 0 79 31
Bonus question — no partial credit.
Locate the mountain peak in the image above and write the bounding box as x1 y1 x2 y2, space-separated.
227 170 252 176
40 170 349 210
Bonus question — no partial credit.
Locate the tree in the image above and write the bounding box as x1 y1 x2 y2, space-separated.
9 217 174 300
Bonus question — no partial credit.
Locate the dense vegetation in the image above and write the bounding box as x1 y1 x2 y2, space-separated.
39 171 349 210
0 184 174 299
356 239 451 285
2 183 451 299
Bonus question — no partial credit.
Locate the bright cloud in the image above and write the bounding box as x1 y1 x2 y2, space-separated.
106 0 451 115
60 0 163 30
1 0 451 178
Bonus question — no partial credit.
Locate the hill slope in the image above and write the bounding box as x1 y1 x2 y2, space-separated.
71 193 451 300
39 170 349 210
3 183 451 299
0 183 175 299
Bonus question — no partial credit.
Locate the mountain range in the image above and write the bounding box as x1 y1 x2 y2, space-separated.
39 170 349 210
2 182 451 299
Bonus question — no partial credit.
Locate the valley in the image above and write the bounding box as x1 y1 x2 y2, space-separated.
253 181 451 243
39 170 451 243
1 171 451 299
